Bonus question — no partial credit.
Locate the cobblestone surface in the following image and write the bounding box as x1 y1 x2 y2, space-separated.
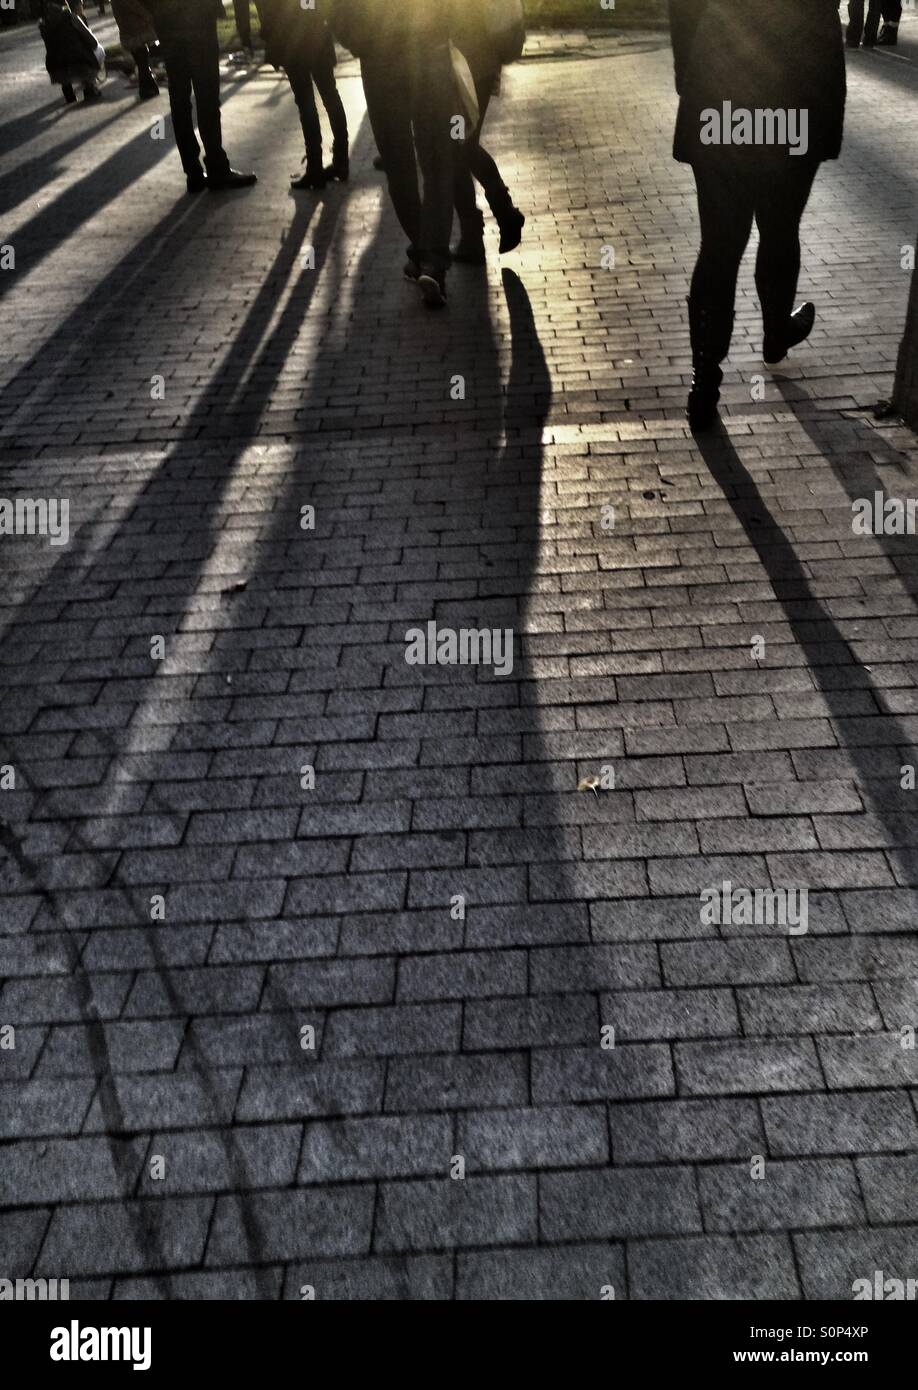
1 12 918 1299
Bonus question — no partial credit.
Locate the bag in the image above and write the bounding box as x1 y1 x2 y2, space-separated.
450 41 480 133
487 0 525 65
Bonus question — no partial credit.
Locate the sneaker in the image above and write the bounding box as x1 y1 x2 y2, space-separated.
418 270 447 309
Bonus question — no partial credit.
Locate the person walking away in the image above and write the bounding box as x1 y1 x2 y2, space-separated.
145 0 257 193
669 0 846 431
448 0 525 263
331 0 455 308
255 0 348 189
39 1 104 104
111 0 159 99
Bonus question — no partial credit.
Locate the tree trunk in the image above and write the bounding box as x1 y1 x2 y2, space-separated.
894 246 918 430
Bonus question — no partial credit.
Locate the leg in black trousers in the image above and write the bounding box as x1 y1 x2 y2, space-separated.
879 0 901 42
287 35 349 187
156 14 254 190
453 68 524 259
362 55 423 263
362 36 454 296
848 0 883 44
233 0 252 50
312 40 348 177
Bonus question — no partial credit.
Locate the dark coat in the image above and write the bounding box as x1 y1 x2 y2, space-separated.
327 0 447 61
255 0 331 70
145 0 225 35
39 3 100 85
669 0 846 166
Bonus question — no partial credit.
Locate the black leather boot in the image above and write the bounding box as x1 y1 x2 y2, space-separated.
686 295 732 432
762 302 815 366
484 182 525 254
878 22 899 44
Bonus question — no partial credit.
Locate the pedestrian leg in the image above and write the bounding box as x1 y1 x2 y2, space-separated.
158 29 205 184
312 36 349 180
362 55 423 270
410 36 456 301
754 160 820 363
287 55 326 189
686 157 753 428
188 17 232 182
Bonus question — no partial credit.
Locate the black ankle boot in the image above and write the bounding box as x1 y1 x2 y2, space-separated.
686 295 732 432
325 152 350 183
762 301 815 366
291 166 327 191
485 182 525 254
878 23 899 45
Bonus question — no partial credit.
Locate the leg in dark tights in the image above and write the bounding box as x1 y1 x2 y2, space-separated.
454 68 524 253
690 158 755 326
754 160 819 335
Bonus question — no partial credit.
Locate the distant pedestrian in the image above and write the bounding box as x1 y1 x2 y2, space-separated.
232 0 254 59
448 0 526 264
145 0 257 194
846 0 900 46
331 0 456 308
111 0 160 100
38 1 104 105
255 0 348 189
669 0 846 430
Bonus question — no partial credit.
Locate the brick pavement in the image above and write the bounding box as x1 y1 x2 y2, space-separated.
1 14 918 1299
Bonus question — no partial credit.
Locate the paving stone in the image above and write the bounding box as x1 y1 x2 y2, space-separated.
609 1098 764 1165
794 1227 918 1300
698 1158 864 1232
456 1243 624 1301
629 1234 800 1299
761 1091 918 1156
376 1175 537 1252
541 1166 701 1241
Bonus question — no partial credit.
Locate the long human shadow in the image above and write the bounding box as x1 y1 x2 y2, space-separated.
773 375 918 577
694 420 918 874
3 126 363 1293
0 94 82 151
0 102 142 216
0 67 252 303
214 213 568 1291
